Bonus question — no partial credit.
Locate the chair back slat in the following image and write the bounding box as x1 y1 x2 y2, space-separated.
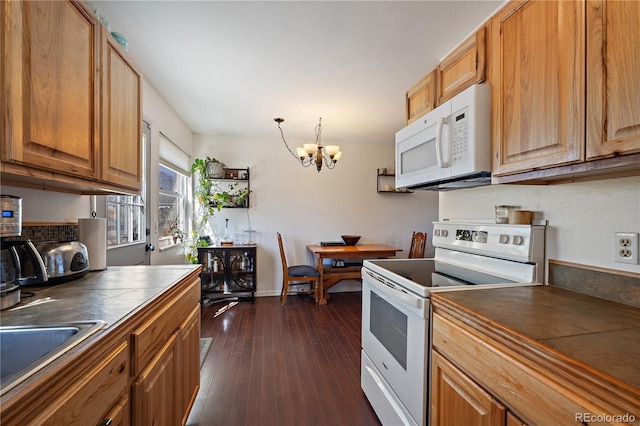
277 232 288 271
409 231 427 259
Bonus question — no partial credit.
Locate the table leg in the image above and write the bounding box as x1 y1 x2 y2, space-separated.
316 256 327 305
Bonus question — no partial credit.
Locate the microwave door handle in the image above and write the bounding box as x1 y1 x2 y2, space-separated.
435 116 449 168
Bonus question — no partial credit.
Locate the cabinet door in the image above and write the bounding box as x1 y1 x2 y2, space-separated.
406 70 437 124
31 341 129 426
177 305 201 426
2 0 99 179
229 248 256 292
132 333 178 426
586 0 640 159
431 350 506 426
101 32 142 190
491 0 585 176
437 26 487 104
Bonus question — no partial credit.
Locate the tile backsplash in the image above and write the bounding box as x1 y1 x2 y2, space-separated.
549 259 640 308
21 225 78 243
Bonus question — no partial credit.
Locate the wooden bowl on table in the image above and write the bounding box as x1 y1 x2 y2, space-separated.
341 235 361 246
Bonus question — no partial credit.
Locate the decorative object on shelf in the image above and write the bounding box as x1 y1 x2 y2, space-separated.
221 219 233 246
111 32 128 51
205 157 226 178
274 117 342 172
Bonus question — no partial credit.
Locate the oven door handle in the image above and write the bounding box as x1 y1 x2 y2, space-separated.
363 269 423 311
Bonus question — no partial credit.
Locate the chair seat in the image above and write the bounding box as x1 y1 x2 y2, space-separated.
288 265 320 277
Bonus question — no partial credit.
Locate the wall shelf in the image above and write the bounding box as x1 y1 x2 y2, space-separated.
377 169 413 193
209 167 250 208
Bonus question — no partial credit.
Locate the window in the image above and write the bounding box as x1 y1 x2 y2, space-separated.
158 163 190 248
107 127 147 248
107 195 145 246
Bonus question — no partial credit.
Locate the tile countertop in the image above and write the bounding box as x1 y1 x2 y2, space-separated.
0 265 201 327
430 285 640 391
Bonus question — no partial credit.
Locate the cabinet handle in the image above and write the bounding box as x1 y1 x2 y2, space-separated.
97 419 113 426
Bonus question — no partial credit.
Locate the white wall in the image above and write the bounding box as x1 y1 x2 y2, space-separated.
194 133 439 296
0 186 90 222
439 176 640 275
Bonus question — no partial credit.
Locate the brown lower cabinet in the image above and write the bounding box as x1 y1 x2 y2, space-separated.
0 272 201 426
431 350 511 426
431 306 634 426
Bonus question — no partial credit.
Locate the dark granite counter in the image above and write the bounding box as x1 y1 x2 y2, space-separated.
431 285 640 390
1 265 201 328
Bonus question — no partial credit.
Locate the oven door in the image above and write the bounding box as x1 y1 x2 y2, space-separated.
361 268 429 426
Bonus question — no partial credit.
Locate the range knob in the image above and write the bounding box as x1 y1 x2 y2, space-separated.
512 235 524 245
434 229 440 237
498 234 509 244
441 230 448 237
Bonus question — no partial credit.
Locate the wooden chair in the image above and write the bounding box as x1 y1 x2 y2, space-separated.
277 232 320 306
408 231 427 258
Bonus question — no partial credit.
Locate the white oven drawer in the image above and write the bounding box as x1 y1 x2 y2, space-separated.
361 350 418 426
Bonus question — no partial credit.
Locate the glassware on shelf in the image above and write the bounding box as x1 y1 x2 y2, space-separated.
220 219 233 246
243 227 256 244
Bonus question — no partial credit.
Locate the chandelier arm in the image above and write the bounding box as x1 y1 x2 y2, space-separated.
325 157 336 169
277 122 304 164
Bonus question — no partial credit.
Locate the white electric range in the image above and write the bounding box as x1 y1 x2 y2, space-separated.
361 221 546 426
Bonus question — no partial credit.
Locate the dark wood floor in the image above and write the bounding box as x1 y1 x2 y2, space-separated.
186 292 381 426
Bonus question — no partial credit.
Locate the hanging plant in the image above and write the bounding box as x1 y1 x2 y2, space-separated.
185 157 227 263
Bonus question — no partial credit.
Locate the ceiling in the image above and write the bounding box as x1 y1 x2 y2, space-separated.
94 1 503 147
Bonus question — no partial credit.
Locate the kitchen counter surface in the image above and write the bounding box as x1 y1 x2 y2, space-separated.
1 265 201 328
431 285 640 390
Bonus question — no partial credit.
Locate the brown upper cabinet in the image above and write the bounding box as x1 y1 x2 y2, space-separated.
586 0 640 160
405 25 488 125
491 0 640 182
437 26 487 105
1 0 142 193
406 70 437 124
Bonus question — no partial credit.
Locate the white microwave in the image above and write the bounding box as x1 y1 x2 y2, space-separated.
395 84 491 191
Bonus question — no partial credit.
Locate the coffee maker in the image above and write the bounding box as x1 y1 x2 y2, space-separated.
1 195 48 310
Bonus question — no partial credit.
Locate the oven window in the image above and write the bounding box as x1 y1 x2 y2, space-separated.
370 290 408 370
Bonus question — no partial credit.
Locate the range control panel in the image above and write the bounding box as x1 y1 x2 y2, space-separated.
432 221 546 264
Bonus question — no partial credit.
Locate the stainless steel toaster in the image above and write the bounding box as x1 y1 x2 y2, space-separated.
36 241 90 284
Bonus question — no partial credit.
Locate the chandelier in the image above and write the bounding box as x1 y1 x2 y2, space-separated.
274 117 342 172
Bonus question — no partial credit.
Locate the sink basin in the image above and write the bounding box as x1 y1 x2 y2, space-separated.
0 321 105 395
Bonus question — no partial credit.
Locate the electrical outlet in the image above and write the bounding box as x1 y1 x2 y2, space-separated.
614 232 639 264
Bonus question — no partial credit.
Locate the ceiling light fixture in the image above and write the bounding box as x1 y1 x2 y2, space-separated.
274 117 342 172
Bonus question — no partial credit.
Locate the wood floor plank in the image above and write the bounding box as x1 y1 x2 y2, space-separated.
186 292 381 426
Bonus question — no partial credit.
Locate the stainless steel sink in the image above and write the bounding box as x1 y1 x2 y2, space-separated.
0 321 105 395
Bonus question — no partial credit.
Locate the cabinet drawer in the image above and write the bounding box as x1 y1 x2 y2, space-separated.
102 395 131 426
432 313 626 425
131 278 200 376
30 340 129 426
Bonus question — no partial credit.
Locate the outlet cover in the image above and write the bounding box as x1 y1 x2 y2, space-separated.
614 232 639 264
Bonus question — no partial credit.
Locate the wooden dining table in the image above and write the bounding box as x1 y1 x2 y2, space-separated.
306 243 402 305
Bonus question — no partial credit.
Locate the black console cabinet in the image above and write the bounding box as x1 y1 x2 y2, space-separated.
197 245 256 303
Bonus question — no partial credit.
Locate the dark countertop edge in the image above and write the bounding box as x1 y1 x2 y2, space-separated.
430 288 640 412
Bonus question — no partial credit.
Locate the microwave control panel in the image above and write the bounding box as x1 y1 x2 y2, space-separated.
451 107 469 164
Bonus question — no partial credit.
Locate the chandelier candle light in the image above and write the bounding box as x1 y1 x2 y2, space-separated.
274 117 342 172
